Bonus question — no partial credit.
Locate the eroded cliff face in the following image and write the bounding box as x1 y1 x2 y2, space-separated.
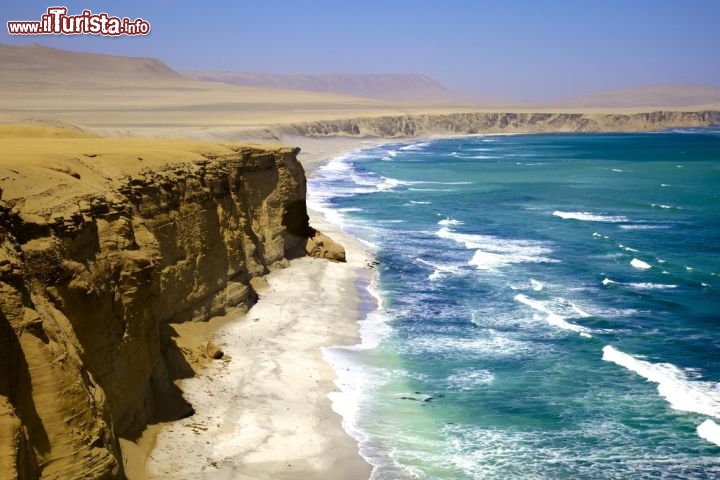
0 144 343 479
288 110 720 137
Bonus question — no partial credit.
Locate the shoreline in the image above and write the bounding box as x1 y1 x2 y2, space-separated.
125 136 384 479
122 128 698 478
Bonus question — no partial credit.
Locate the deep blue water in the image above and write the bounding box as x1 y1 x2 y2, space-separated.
310 130 720 479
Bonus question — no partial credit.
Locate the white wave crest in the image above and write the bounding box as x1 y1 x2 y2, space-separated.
376 176 411 191
602 277 676 290
438 218 464 226
619 224 669 231
437 226 557 271
416 258 463 281
602 345 720 419
627 283 677 290
398 142 430 151
631 258 652 270
698 420 720 447
514 294 592 336
553 211 630 223
318 154 353 174
618 243 638 252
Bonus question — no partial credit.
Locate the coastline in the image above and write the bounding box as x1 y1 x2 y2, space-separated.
122 132 507 478
4 41 719 480
127 137 382 479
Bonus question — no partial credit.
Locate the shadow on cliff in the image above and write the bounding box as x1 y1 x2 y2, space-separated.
151 323 196 426
282 200 346 262
0 312 43 476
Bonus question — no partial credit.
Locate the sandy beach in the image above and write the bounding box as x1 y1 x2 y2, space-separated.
0 123 379 479
117 138 380 479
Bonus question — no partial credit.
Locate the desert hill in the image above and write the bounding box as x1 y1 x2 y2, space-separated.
184 71 464 102
0 43 718 141
0 43 391 139
0 43 183 84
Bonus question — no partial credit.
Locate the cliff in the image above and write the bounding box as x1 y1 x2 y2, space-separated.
0 127 343 479
287 110 720 137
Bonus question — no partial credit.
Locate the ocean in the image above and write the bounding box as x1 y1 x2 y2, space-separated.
308 130 720 479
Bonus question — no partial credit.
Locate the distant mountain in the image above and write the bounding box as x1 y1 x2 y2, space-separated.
0 43 183 83
4 44 717 111
556 84 720 108
184 72 464 102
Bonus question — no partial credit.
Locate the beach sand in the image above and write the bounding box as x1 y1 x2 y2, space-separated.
118 138 379 479
0 123 378 479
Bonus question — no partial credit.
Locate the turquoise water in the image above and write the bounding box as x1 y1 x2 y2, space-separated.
310 131 720 479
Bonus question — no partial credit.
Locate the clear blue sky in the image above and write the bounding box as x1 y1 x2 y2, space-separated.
2 0 719 99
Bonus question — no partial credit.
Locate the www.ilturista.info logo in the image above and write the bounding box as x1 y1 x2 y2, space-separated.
7 7 150 36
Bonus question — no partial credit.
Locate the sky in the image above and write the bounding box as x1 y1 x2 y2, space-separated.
2 0 719 100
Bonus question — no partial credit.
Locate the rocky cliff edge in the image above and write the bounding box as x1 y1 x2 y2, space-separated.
287 110 720 137
0 127 343 479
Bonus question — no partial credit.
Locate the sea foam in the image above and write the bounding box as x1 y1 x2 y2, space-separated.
627 282 677 290
376 176 412 191
399 142 430 151
445 369 495 391
602 277 677 290
416 257 463 281
630 258 652 270
438 218 464 227
602 345 720 445
697 420 720 447
514 294 592 336
437 226 557 271
553 211 630 223
619 224 669 230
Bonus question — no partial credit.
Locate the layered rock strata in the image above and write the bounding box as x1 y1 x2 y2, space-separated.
288 110 720 137
0 145 343 479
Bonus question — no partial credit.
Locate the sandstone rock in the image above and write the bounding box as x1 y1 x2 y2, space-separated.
288 110 720 138
304 231 346 262
0 143 342 479
205 342 224 360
